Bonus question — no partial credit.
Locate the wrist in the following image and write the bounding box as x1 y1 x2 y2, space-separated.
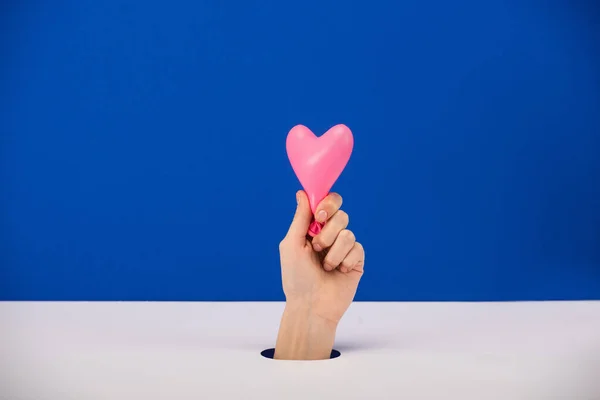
274 300 338 360
284 295 342 325
284 300 339 329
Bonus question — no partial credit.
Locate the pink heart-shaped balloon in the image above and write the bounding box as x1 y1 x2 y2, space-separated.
286 124 354 236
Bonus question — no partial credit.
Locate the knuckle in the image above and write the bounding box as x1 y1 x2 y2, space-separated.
324 255 340 268
331 192 343 206
337 210 349 225
315 233 333 248
354 241 364 252
356 259 365 271
278 238 289 251
338 229 355 243
323 193 343 212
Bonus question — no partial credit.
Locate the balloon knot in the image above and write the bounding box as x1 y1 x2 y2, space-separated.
308 220 323 237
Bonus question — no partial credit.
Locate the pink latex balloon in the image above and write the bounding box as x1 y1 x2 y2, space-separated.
286 124 354 236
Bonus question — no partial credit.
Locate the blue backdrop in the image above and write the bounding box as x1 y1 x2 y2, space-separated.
1 1 599 301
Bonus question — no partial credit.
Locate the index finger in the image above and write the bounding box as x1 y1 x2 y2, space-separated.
314 193 343 224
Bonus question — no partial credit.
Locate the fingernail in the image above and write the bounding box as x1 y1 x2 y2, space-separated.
313 243 322 252
296 192 300 204
316 210 327 222
340 266 348 273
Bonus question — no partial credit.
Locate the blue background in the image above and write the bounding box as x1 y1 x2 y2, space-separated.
1 1 599 301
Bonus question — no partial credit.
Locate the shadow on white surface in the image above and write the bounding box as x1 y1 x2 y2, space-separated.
260 348 341 359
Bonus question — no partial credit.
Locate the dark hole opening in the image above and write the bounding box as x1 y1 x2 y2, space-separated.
260 348 341 359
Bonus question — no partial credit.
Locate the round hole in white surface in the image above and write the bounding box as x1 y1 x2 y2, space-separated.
260 348 341 359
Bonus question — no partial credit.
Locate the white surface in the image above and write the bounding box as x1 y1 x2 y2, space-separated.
1 301 599 399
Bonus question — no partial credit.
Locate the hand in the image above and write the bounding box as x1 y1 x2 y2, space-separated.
274 190 365 360
279 190 365 322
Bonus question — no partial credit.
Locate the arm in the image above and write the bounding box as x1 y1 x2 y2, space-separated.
274 301 337 360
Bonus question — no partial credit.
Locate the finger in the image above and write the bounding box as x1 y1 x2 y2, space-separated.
311 210 349 252
322 229 356 271
340 242 365 273
314 193 343 224
285 191 312 243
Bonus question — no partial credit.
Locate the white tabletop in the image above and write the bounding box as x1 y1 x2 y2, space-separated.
1 301 599 400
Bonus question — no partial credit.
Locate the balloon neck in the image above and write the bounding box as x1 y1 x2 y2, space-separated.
308 220 323 237
306 192 327 236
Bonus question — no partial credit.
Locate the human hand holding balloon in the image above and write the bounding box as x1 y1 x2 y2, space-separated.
274 124 363 360
278 190 365 322
275 190 364 360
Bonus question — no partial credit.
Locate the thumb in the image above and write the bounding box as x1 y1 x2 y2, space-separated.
285 190 312 242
